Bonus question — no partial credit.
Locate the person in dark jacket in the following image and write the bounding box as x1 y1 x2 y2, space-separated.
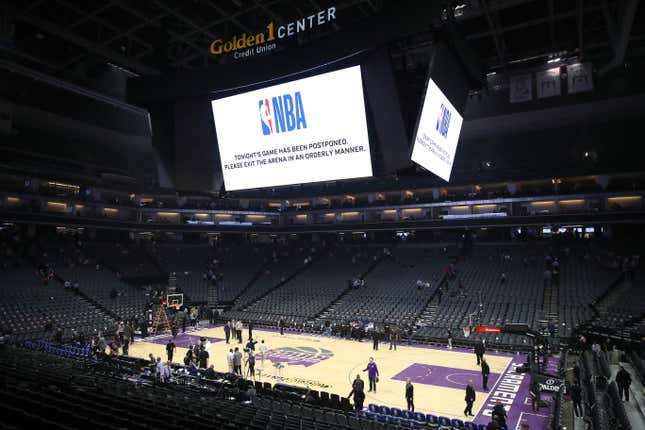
405 378 414 411
616 366 632 401
348 374 365 414
475 341 485 365
464 380 476 416
372 330 379 351
224 323 231 344
492 400 507 426
248 322 254 341
166 340 176 362
529 379 541 412
571 381 583 417
486 418 501 430
481 358 490 390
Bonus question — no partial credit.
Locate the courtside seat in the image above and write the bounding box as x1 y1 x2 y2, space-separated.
438 416 451 427
451 418 465 428
379 406 391 416
426 414 438 424
369 404 379 413
413 412 426 422
464 422 478 430
390 407 402 417
401 410 414 419
376 413 388 423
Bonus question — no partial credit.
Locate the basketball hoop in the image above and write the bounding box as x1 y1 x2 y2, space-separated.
463 326 471 338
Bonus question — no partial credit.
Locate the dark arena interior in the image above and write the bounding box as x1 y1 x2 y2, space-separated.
1 1 645 429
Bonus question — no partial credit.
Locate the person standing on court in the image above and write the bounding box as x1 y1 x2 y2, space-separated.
259 339 267 367
348 374 365 414
475 340 485 365
363 357 380 392
372 329 379 351
279 318 285 335
492 400 507 427
616 365 632 401
246 350 256 378
481 358 490 390
235 320 243 343
233 347 243 375
405 378 414 411
226 348 235 373
224 322 231 344
447 328 453 349
166 339 176 362
464 380 476 417
248 321 254 341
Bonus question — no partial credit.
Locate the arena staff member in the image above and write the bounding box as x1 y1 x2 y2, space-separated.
363 357 380 393
464 380 475 417
405 378 414 411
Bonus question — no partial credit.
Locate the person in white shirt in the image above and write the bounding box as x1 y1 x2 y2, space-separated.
235 320 243 343
226 348 235 373
159 360 172 382
258 340 268 367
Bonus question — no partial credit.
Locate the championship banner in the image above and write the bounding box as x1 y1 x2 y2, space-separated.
567 62 593 94
536 67 561 99
509 74 533 103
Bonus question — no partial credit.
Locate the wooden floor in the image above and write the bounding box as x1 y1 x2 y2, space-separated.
130 325 513 420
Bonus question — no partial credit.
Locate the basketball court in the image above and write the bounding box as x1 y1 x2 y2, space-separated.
130 325 549 429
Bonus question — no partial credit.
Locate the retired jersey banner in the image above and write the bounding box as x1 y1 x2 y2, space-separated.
536 67 561 99
567 62 593 94
510 74 533 103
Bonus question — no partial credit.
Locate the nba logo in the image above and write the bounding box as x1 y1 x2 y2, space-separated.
436 103 451 138
259 98 273 135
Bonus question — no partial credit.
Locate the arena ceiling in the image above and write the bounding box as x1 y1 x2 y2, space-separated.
0 0 643 82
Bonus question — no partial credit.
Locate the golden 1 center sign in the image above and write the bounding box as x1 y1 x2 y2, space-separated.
209 6 337 60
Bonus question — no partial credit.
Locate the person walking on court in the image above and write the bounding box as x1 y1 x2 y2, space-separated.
405 378 414 412
616 366 632 401
224 322 231 344
363 357 380 392
348 374 365 414
464 380 476 417
166 339 176 362
475 340 485 365
481 358 490 390
233 347 243 375
571 380 583 417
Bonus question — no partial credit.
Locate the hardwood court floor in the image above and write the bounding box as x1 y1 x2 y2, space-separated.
130 325 513 420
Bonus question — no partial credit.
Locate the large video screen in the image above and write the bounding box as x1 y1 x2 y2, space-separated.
410 77 464 182
211 66 372 191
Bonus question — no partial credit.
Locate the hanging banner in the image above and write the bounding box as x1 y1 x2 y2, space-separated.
567 62 593 94
509 74 532 103
536 67 561 99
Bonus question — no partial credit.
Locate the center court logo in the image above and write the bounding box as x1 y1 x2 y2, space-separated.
259 92 307 135
435 103 451 138
260 346 333 367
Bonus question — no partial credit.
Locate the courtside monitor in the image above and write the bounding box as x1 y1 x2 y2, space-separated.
211 66 372 191
410 77 464 182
